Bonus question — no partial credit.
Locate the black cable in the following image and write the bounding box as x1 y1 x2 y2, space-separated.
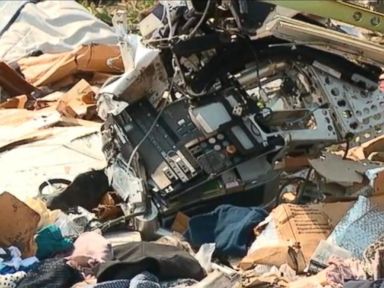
126 76 176 169
343 138 350 160
126 104 167 169
251 49 263 93
239 35 268 100
188 0 212 39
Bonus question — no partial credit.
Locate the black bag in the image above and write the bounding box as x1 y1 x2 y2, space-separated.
96 242 205 282
43 169 109 212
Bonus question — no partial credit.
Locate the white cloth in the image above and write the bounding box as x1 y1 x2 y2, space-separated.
0 0 117 64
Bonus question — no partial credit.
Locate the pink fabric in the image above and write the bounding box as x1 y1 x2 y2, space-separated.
67 231 113 268
325 257 365 288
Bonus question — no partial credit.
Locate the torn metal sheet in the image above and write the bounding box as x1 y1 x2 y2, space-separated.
105 154 146 214
97 34 167 119
266 16 384 66
261 0 384 33
98 0 384 223
309 154 382 187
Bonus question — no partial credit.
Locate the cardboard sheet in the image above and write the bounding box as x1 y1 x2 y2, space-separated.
240 201 354 271
172 212 190 234
0 61 36 97
348 134 384 161
25 198 60 231
56 79 97 119
0 192 40 257
18 44 123 87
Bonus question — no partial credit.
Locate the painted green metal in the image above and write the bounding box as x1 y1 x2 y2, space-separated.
259 0 384 33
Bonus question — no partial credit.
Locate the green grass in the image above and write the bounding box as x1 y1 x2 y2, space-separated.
77 0 156 27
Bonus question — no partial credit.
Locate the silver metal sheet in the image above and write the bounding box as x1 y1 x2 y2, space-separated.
266 16 384 66
328 196 384 259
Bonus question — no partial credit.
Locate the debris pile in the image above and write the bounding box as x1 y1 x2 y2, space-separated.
3 0 384 287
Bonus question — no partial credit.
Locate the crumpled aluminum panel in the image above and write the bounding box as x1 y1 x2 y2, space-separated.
328 196 384 259
311 67 384 146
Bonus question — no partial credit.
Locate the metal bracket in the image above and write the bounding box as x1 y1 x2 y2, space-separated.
259 0 384 33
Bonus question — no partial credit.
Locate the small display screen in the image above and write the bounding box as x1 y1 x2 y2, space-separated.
231 126 254 150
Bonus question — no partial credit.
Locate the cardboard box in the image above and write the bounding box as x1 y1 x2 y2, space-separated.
240 200 354 272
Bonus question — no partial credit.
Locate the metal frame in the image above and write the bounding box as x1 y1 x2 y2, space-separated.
265 16 384 66
260 0 384 33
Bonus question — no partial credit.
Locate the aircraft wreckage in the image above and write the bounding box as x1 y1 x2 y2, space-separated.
97 0 384 233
